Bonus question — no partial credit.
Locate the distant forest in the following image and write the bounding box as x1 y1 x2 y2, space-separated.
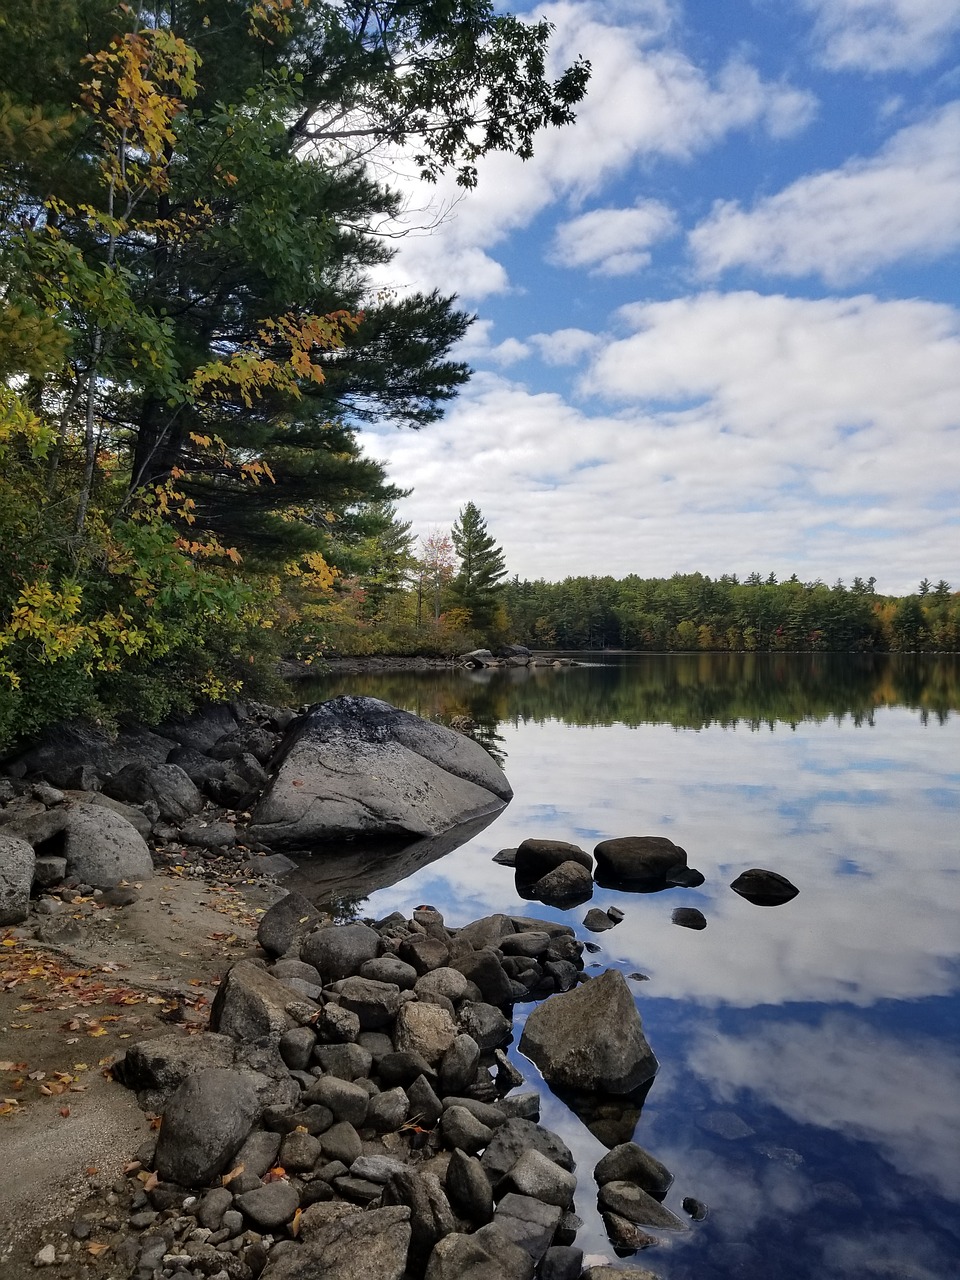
499 573 958 653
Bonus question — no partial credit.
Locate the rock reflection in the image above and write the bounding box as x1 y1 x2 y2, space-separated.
549 1081 653 1149
280 810 503 908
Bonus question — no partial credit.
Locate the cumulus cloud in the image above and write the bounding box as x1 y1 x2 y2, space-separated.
488 338 532 366
376 2 816 299
688 1014 960 1198
689 102 960 283
529 328 602 365
549 199 677 275
585 291 960 455
802 0 960 71
359 290 960 589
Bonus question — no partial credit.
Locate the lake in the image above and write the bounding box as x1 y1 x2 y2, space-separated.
291 653 960 1279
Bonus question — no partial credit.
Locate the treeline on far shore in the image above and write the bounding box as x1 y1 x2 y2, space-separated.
496 573 958 654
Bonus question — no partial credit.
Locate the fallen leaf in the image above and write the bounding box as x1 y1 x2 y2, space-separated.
290 1207 302 1238
86 1241 110 1257
221 1163 245 1186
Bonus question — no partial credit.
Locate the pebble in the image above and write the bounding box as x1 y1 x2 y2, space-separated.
33 1243 56 1266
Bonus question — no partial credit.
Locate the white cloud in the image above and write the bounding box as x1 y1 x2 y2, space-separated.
689 102 960 283
689 1015 960 1199
803 0 960 72
489 338 531 366
549 199 677 275
451 321 530 367
376 2 817 299
360 290 960 590
529 328 602 365
585 291 960 458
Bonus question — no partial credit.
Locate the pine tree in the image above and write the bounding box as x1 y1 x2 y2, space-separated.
449 502 507 630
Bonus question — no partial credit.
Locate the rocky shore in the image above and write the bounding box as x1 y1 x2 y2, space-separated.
0 690 796 1279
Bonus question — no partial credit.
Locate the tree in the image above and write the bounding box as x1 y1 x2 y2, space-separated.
449 502 507 631
4 0 590 563
416 532 456 626
0 1 588 742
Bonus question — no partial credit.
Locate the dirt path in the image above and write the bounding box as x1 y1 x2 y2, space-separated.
0 869 282 1278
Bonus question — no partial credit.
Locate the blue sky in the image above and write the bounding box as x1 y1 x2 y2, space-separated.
359 0 960 594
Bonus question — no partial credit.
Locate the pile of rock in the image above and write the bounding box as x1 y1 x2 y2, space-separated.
0 696 514 927
459 649 579 670
113 899 676 1279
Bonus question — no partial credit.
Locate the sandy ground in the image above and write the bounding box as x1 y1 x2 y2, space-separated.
0 869 280 1278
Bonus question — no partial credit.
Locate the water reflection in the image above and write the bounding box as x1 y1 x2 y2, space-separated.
686 1013 960 1201
291 656 960 1278
296 652 960 740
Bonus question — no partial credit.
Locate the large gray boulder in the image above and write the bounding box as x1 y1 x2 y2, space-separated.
209 961 301 1043
518 969 658 1095
119 1031 238 1105
248 697 512 846
0 832 34 924
154 1068 261 1186
63 801 154 887
103 762 202 822
6 722 176 785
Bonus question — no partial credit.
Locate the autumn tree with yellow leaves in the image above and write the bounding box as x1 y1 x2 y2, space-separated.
0 1 589 746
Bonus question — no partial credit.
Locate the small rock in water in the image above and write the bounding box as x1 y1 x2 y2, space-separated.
730 868 799 905
671 907 707 930
682 1196 708 1220
665 864 705 888
493 848 518 866
606 906 625 923
583 908 616 933
628 971 650 981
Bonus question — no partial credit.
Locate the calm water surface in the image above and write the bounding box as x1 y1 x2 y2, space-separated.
293 655 960 1280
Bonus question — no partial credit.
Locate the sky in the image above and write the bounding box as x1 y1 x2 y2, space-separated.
359 0 960 594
